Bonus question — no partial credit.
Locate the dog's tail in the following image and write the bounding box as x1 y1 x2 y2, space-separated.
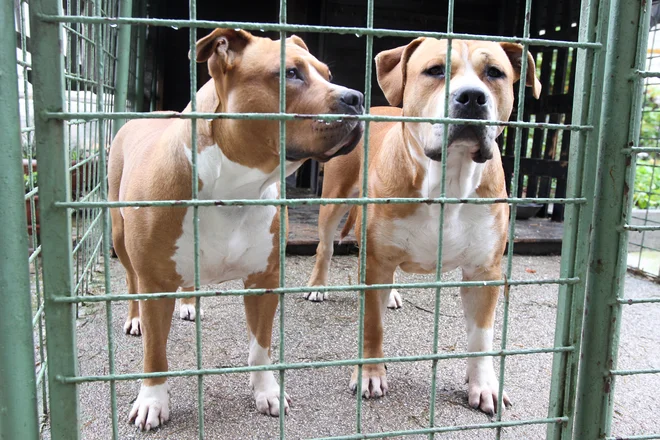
339 206 358 242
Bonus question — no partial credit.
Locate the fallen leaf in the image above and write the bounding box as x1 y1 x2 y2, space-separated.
525 268 537 273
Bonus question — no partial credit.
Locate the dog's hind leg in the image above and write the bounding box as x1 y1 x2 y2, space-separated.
306 202 351 302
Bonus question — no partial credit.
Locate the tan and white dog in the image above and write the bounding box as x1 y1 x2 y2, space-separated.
109 28 364 431
305 38 541 414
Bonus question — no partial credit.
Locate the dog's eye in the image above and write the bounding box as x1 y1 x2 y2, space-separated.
286 68 301 80
487 67 504 79
425 65 446 77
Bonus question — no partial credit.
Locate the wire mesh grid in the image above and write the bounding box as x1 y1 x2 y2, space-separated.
627 22 660 281
19 0 624 438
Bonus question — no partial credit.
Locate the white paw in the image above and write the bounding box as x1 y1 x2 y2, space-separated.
303 290 327 302
349 365 388 398
129 383 170 431
387 289 402 309
252 378 291 416
467 368 510 415
123 317 141 336
179 303 203 321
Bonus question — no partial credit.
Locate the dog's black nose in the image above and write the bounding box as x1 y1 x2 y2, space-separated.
454 88 487 107
340 90 364 109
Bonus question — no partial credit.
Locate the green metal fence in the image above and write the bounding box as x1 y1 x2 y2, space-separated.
1 0 658 438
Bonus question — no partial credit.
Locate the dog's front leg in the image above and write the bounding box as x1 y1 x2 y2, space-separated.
243 272 291 417
350 258 395 398
128 286 176 431
460 267 511 415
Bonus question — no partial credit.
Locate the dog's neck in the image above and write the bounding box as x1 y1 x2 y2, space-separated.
402 126 486 200
180 80 303 201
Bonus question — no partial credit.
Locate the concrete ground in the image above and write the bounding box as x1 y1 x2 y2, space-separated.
46 255 659 439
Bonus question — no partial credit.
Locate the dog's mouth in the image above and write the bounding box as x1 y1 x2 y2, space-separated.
315 121 364 162
446 124 493 163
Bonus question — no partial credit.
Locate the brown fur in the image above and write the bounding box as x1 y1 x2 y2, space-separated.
307 39 541 413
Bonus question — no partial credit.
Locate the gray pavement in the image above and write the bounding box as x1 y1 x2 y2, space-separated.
45 255 659 439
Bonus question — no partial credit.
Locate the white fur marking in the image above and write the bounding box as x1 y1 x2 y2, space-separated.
179 302 203 321
129 383 170 431
391 153 496 274
172 144 302 286
248 332 290 416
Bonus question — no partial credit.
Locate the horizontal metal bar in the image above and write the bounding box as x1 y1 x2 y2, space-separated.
35 358 47 387
72 236 103 294
622 147 660 153
73 182 102 204
635 69 660 78
54 196 586 209
28 245 42 264
605 434 660 440
616 297 660 305
37 15 602 48
71 211 102 256
24 188 39 200
43 111 594 131
52 276 580 303
313 417 568 440
21 127 35 133
16 59 31 68
64 73 116 90
55 345 574 383
609 368 660 376
32 304 44 327
62 25 97 47
622 225 660 232
68 153 99 172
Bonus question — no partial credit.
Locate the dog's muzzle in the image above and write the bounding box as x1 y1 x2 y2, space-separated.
424 87 495 163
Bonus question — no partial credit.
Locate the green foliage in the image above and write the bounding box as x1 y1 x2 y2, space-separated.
24 171 37 193
634 159 659 209
640 86 660 149
635 86 660 209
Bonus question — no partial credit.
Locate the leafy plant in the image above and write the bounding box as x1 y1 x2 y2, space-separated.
640 86 660 150
633 159 660 209
24 171 37 193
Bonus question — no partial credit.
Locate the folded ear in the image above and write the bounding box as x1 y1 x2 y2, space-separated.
287 35 309 52
375 37 425 106
499 42 542 99
191 28 253 74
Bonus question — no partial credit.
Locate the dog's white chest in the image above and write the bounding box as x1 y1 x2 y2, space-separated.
393 204 496 273
173 203 276 286
171 144 283 286
391 153 498 273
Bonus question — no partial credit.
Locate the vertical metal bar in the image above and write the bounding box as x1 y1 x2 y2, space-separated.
187 1 204 437
546 0 611 438
428 1 453 436
0 2 40 438
112 0 133 135
573 0 650 437
134 1 147 112
94 0 118 435
356 0 374 434
496 1 533 437
29 0 81 437
278 1 288 437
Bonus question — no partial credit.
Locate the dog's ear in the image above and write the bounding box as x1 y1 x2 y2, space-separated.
192 28 253 74
287 35 309 52
375 38 425 106
500 43 542 99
